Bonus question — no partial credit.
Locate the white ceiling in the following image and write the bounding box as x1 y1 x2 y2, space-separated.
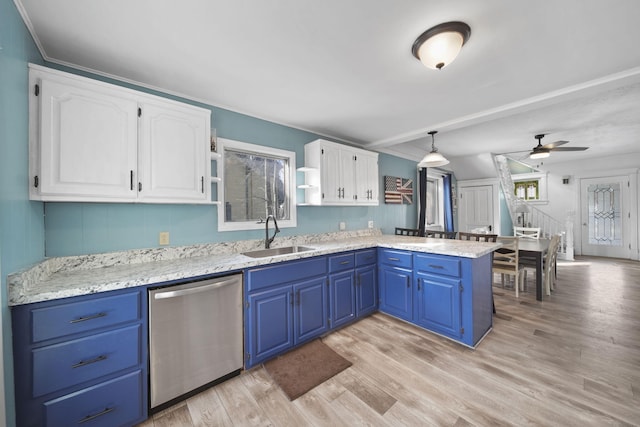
15 0 640 179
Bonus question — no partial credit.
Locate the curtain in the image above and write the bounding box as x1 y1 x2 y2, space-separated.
443 173 454 232
418 167 427 236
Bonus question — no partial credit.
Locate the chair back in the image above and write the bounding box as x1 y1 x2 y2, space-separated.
458 232 498 242
493 237 519 275
514 226 541 239
395 227 421 236
426 230 457 239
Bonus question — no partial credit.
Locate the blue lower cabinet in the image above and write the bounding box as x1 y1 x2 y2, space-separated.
245 257 329 368
12 288 147 427
356 264 377 316
414 272 462 338
329 270 356 328
378 264 413 321
44 370 144 427
247 286 294 365
294 277 329 344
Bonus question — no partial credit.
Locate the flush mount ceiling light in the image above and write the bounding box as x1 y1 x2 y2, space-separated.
418 131 449 167
411 21 471 70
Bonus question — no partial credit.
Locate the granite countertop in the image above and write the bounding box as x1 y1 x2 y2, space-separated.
8 230 500 306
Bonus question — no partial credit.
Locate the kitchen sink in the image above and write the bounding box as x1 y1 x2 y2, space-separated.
242 245 315 258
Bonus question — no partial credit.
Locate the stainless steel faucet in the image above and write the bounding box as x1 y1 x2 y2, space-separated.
264 215 280 249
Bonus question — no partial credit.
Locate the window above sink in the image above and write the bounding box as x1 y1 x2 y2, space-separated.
217 138 297 231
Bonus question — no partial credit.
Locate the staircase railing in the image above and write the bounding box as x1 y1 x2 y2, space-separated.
492 154 574 260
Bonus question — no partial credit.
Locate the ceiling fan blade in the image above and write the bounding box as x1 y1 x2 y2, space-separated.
549 146 589 152
542 140 569 149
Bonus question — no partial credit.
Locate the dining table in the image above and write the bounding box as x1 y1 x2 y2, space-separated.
518 238 551 301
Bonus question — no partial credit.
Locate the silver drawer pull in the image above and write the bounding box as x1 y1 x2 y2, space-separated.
78 407 114 424
72 354 108 369
428 264 444 269
69 312 107 324
388 257 400 261
340 261 351 265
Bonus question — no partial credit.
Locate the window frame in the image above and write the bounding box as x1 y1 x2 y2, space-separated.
419 168 446 232
217 138 297 231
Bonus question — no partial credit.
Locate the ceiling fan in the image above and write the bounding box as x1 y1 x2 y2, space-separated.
528 134 588 159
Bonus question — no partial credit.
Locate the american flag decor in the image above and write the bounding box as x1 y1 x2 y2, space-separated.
384 176 413 204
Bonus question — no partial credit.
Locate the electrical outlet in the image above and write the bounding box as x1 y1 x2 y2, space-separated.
159 231 170 245
368 220 374 229
339 221 346 231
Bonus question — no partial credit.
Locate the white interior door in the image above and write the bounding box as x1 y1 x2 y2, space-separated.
459 185 494 232
580 176 630 258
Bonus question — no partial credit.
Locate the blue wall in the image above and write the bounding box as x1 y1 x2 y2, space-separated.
0 0 46 425
41 69 418 256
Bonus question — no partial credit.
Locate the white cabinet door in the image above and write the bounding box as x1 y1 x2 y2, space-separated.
355 152 379 205
320 143 342 203
339 147 356 203
37 77 138 200
138 102 210 203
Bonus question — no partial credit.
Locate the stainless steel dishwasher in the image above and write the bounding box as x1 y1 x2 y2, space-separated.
148 274 243 410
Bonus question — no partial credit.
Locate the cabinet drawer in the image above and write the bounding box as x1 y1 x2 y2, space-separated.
414 253 461 278
44 370 144 427
355 249 376 266
378 249 412 268
329 253 355 273
247 257 326 292
33 325 141 397
31 291 140 343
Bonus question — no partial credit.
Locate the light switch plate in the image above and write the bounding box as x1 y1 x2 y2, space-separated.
368 220 374 229
339 222 346 231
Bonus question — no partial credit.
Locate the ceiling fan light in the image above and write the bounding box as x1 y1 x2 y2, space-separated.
419 151 450 167
412 22 471 70
529 150 550 160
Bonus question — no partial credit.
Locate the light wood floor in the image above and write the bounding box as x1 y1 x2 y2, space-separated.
137 256 640 426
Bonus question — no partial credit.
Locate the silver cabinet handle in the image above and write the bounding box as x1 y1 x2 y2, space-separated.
153 278 238 300
340 260 350 265
428 264 444 269
70 312 107 324
388 257 400 261
72 354 107 369
78 407 114 424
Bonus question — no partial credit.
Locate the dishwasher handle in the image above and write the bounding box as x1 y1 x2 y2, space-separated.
153 278 238 300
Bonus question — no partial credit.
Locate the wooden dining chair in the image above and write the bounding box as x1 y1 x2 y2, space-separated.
425 230 457 239
458 232 498 242
493 236 526 297
543 234 561 295
514 226 541 239
395 227 421 236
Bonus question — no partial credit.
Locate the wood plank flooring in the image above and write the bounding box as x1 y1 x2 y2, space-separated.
137 256 640 426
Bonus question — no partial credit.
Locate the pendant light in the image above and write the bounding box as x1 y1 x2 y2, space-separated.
412 22 471 70
418 131 449 168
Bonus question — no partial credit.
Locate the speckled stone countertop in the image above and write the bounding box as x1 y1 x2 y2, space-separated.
8 229 500 306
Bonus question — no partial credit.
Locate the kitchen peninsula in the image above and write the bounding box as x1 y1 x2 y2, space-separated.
9 230 499 427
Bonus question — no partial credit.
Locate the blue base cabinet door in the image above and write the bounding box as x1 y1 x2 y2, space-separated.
415 272 462 339
329 270 356 328
378 265 413 321
247 287 293 365
294 277 329 344
356 264 377 316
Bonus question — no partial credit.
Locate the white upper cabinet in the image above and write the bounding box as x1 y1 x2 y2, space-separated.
302 139 379 206
138 101 208 202
29 64 211 204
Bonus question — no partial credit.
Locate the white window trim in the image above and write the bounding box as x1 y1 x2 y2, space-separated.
217 138 297 231
512 171 549 204
417 167 447 231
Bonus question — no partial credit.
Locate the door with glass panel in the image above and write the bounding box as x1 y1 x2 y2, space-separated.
580 176 630 258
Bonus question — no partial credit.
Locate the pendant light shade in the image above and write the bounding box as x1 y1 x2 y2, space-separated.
418 131 449 168
412 22 471 70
